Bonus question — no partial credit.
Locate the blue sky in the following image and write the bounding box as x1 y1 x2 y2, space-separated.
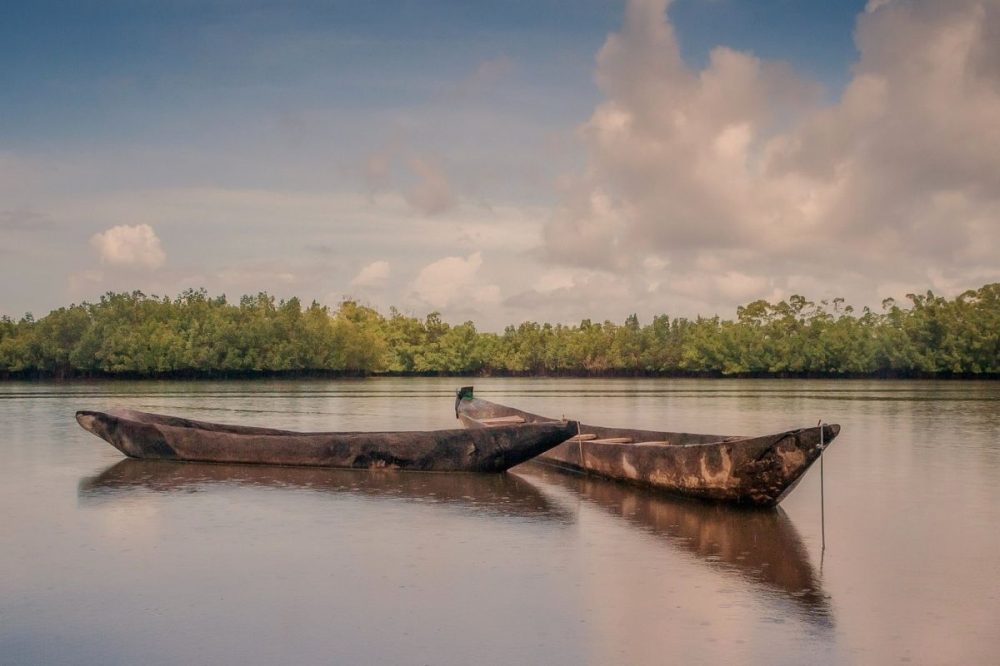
2 0 998 327
2 0 866 148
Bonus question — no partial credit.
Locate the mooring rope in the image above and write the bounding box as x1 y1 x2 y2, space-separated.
819 419 826 555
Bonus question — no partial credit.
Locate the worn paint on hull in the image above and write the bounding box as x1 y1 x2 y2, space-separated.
456 392 839 507
77 408 578 473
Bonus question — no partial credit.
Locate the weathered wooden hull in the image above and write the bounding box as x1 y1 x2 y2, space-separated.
456 390 839 507
76 408 577 473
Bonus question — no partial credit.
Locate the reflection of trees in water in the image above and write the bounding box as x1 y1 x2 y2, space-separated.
521 463 833 627
79 459 573 523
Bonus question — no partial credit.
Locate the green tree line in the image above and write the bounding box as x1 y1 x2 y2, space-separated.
2 284 999 378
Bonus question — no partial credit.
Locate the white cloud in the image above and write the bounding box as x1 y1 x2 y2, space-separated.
544 0 1000 312
12 184 546 326
411 251 500 309
7 1 1000 327
89 224 166 269
350 260 391 288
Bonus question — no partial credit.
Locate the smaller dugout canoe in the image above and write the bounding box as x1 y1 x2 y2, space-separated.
76 408 578 473
455 387 839 507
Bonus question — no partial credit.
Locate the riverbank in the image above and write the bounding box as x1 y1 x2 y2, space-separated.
3 284 998 378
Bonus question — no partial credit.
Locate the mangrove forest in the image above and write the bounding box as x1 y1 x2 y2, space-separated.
1 283 998 379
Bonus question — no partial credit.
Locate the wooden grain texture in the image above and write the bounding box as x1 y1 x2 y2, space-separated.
456 390 840 507
77 408 577 473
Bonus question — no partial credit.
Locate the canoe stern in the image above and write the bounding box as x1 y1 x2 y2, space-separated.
470 420 578 472
76 410 179 460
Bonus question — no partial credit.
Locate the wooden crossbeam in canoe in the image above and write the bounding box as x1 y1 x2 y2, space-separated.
479 415 526 425
588 437 633 444
567 433 597 441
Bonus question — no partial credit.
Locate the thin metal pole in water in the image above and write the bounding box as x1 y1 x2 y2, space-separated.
819 420 826 553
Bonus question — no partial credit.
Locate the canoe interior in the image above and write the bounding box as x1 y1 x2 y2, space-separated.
81 408 361 436
456 396 734 445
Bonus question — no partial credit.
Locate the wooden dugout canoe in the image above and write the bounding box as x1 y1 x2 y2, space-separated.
76 408 578 473
455 387 840 507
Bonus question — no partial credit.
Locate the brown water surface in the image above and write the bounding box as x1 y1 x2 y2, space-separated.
2 378 998 665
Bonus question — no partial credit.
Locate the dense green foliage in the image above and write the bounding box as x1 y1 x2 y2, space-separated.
2 285 999 378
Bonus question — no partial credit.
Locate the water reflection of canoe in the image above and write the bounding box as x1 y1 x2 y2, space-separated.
456 387 839 506
79 459 572 521
75 408 577 473
520 463 832 624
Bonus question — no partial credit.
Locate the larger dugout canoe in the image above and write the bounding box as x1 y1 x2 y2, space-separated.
455 387 839 507
76 408 578 473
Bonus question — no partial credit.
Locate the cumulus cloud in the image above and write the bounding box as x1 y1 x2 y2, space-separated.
545 0 1000 310
350 260 391 288
90 224 166 269
411 251 501 309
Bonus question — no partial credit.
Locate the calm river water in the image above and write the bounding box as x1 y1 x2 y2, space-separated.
2 378 999 665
